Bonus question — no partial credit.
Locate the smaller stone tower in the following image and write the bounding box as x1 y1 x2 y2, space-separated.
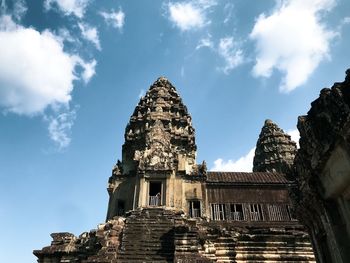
253 119 297 174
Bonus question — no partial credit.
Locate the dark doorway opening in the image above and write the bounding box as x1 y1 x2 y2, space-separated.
189 200 201 218
149 181 162 206
117 200 125 216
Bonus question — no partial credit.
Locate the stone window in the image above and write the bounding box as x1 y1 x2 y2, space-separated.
248 204 264 221
149 181 162 206
230 204 244 221
211 204 226 220
267 204 290 221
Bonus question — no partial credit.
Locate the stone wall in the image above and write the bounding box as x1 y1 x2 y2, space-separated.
293 69 350 263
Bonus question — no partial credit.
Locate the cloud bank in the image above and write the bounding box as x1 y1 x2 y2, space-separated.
0 15 96 148
211 148 255 172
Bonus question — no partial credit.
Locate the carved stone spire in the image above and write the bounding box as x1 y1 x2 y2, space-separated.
253 119 297 174
121 77 196 173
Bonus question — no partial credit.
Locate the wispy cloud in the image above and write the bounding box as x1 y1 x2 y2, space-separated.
78 58 97 84
223 2 234 24
44 0 90 18
13 0 27 20
78 22 101 50
165 0 216 31
196 36 213 50
100 9 125 30
47 108 77 150
196 35 244 73
217 37 244 74
250 0 337 92
211 148 255 172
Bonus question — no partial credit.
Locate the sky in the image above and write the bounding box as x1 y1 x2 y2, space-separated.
0 0 349 262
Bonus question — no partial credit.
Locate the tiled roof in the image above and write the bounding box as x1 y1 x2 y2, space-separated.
206 172 289 184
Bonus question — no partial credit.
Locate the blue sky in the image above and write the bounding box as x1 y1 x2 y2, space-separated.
0 0 349 262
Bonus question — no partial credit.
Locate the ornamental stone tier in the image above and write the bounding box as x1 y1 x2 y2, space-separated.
253 119 297 174
122 77 196 174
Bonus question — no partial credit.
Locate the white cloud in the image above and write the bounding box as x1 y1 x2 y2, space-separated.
44 0 89 18
78 22 101 50
250 0 336 92
0 17 95 115
100 9 125 30
287 128 300 148
47 108 76 149
166 0 216 31
79 58 96 84
217 37 244 74
211 148 255 172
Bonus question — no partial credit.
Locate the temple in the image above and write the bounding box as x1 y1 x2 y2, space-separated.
34 73 350 262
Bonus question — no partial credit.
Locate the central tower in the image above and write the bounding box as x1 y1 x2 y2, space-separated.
107 77 206 219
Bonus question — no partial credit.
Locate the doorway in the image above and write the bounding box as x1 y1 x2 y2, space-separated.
149 181 162 206
189 200 201 218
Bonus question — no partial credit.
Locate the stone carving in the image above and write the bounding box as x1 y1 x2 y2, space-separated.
253 119 297 174
133 119 175 170
293 69 350 263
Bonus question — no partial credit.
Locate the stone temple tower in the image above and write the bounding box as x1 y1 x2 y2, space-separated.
106 77 206 219
34 77 317 263
253 119 297 174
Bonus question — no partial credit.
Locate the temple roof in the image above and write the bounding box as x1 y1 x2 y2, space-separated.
207 171 289 184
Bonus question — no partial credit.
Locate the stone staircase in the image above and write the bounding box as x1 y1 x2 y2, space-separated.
114 209 316 263
174 220 212 263
117 208 177 263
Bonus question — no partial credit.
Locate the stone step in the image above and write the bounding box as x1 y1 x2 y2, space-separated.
117 260 170 263
234 253 316 260
234 261 316 263
215 250 236 256
234 246 315 252
125 222 174 225
236 241 312 247
118 251 174 260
